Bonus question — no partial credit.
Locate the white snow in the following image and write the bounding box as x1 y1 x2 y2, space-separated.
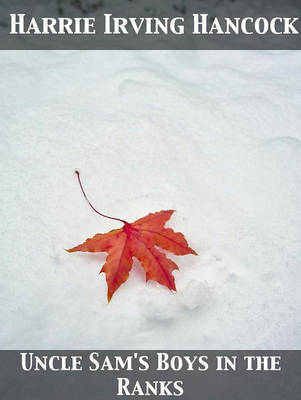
0 50 300 349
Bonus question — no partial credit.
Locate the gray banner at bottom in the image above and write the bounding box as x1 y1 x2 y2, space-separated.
0 351 300 399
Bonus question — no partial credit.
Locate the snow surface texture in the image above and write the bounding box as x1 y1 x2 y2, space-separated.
0 51 300 349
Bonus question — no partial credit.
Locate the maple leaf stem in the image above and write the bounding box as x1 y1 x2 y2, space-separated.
74 170 127 225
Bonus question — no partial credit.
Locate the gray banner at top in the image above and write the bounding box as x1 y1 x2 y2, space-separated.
0 0 300 50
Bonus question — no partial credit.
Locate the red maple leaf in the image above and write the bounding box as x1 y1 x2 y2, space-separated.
67 171 197 302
